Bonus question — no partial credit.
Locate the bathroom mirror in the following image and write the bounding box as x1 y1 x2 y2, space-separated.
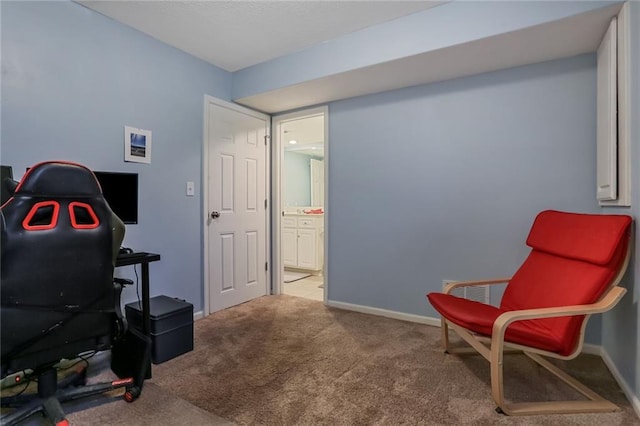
282 115 324 209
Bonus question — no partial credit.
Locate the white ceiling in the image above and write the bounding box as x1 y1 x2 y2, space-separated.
77 1 442 72
76 1 620 113
236 3 621 112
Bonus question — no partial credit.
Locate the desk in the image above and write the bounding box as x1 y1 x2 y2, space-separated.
116 252 161 337
113 252 160 384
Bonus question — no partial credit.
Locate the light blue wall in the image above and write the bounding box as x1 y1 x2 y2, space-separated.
284 151 312 207
233 1 621 100
0 1 232 312
327 54 603 342
2 0 638 404
602 0 640 402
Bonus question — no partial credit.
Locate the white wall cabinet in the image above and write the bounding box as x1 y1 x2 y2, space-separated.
282 226 298 267
597 4 631 206
283 215 324 271
596 16 617 201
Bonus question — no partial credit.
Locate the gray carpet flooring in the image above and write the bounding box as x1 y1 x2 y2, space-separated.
5 295 639 425
151 295 638 425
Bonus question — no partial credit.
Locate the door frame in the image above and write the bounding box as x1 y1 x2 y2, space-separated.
202 95 271 316
272 106 328 302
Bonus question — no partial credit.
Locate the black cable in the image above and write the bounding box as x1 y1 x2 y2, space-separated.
56 350 97 372
11 375 31 398
1 288 113 362
134 264 141 307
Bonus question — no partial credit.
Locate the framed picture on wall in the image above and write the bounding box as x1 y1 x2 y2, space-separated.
124 126 152 164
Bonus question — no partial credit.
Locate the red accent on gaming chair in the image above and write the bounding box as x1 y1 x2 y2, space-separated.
68 201 100 229
22 201 60 230
427 210 631 416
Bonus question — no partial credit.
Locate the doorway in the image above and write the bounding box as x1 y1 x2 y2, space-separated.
272 107 328 302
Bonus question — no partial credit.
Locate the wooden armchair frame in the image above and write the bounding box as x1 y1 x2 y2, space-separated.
440 240 630 416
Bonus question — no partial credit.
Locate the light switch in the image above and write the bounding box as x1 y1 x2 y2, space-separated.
186 181 195 196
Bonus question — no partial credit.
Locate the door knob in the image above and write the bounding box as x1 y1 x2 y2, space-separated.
210 211 220 219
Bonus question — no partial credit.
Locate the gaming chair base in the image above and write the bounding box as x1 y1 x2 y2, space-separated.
0 365 135 426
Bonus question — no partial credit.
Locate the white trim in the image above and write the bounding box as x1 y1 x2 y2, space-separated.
322 108 329 305
193 310 204 321
271 106 329 303
202 95 271 317
580 343 602 356
600 347 640 418
202 96 210 316
615 1 631 206
326 300 442 327
271 115 283 295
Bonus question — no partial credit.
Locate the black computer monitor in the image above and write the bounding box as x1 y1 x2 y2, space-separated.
1 165 15 205
93 171 138 224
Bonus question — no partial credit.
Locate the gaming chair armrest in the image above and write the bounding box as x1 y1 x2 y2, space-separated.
114 277 134 286
112 280 132 339
443 277 512 295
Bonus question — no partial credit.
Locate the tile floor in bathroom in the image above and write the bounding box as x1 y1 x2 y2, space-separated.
282 274 324 301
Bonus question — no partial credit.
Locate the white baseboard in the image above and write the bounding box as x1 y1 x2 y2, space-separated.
194 310 204 321
327 299 639 418
581 343 602 355
326 300 441 327
600 347 640 419
555 343 639 417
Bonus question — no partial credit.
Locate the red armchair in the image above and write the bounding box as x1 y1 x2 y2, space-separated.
427 210 632 415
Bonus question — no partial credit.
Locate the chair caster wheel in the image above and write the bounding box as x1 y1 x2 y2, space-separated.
495 407 505 415
72 376 87 387
124 386 141 403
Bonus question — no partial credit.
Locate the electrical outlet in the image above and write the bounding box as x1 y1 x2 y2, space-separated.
186 181 195 196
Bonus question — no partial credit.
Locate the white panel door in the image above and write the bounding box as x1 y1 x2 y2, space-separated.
208 101 268 313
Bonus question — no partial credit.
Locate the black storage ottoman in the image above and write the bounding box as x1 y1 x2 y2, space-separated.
125 295 194 364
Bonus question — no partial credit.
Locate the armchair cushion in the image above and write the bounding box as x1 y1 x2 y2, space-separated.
429 293 566 354
525 210 631 265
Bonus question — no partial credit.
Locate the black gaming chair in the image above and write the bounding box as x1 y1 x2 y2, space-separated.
0 161 139 425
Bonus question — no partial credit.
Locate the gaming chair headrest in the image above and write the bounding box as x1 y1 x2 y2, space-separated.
15 161 101 197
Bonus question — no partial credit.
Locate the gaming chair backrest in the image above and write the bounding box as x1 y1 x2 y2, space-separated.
1 161 125 374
